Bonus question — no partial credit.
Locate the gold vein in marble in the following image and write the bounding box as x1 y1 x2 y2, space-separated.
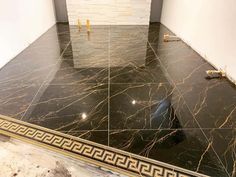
0 114 208 177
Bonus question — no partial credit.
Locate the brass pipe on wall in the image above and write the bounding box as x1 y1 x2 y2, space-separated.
163 34 180 42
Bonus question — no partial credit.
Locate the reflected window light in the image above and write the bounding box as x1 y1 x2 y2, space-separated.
81 113 87 120
132 100 136 105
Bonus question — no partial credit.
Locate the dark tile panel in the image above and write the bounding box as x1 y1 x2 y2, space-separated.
0 84 40 119
55 23 71 51
70 42 109 61
203 129 236 177
61 44 74 60
179 81 236 128
22 84 108 132
110 45 170 84
148 23 187 51
61 130 108 146
30 23 71 52
147 23 162 44
69 26 109 63
110 83 198 130
0 25 71 85
0 45 61 85
148 24 217 86
0 63 56 85
70 25 109 41
110 65 168 84
110 25 149 38
110 129 229 177
45 59 108 85
160 52 212 85
150 42 216 86
0 23 235 177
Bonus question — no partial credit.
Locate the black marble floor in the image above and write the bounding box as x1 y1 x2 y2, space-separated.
0 23 235 177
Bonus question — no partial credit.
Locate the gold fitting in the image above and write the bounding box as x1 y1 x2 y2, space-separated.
206 69 226 77
163 34 180 42
163 34 170 42
86 19 91 32
77 19 82 31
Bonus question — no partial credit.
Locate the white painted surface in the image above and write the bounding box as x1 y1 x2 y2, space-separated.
161 0 236 82
150 0 163 22
54 0 68 22
0 0 56 68
66 0 152 25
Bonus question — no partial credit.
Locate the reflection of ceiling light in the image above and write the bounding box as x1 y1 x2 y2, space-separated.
132 100 136 105
81 113 87 119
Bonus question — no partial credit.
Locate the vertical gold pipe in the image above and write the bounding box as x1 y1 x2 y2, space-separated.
86 19 91 32
77 19 82 31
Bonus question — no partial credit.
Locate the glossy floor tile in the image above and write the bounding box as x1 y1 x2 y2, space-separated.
203 129 235 177
23 84 108 132
46 59 108 84
0 84 40 119
110 45 169 84
0 23 235 177
110 129 228 177
110 84 198 130
179 81 236 129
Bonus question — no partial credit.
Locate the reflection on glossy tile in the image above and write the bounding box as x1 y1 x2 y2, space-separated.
110 84 198 130
110 129 228 177
46 59 108 85
110 26 148 68
0 84 40 119
69 26 109 68
73 130 108 146
110 45 170 84
0 58 57 85
22 84 108 132
147 23 161 44
110 25 149 42
0 23 235 177
179 81 236 128
0 26 70 86
55 23 71 52
204 129 236 177
148 24 216 86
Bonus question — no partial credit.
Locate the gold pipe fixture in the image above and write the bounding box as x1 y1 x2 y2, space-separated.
86 19 91 32
77 19 82 31
206 69 226 77
163 34 180 42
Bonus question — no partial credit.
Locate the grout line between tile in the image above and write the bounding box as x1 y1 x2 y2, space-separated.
59 127 234 133
145 30 231 176
20 41 72 120
108 25 111 146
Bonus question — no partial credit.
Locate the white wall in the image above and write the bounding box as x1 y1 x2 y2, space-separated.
161 0 236 83
0 0 56 68
66 0 152 25
150 0 163 22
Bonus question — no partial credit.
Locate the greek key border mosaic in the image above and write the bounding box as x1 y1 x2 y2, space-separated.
0 115 207 177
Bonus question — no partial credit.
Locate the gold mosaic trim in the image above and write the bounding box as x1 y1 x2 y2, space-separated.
0 115 207 177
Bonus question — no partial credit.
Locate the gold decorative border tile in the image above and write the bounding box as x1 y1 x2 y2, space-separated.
0 114 208 177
